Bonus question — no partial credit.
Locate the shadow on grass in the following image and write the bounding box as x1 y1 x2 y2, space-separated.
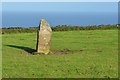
6 45 36 54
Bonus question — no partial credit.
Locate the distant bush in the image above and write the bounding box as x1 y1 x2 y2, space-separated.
1 27 37 34
51 24 118 31
1 24 119 34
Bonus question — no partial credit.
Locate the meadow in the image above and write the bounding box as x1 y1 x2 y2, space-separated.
2 30 118 78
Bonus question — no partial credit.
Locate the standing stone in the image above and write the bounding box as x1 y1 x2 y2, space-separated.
36 19 52 54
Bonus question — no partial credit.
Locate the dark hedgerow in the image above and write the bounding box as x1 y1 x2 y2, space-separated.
1 24 119 34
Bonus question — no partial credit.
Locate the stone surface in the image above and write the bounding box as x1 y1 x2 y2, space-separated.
36 19 52 54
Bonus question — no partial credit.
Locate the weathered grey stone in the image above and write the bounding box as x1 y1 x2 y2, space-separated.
36 19 52 54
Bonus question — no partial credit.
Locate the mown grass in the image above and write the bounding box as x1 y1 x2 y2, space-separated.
2 30 118 78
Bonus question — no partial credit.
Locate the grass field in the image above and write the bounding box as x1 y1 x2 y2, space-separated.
2 30 118 78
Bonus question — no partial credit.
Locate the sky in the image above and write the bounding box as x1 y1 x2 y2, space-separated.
1 0 119 2
2 2 117 13
1 2 118 27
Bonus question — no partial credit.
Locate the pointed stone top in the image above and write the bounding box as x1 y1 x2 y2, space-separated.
41 19 47 23
41 19 47 22
38 19 50 30
39 19 52 32
41 19 49 26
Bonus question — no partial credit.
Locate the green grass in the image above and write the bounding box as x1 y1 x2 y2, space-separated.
2 30 118 78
